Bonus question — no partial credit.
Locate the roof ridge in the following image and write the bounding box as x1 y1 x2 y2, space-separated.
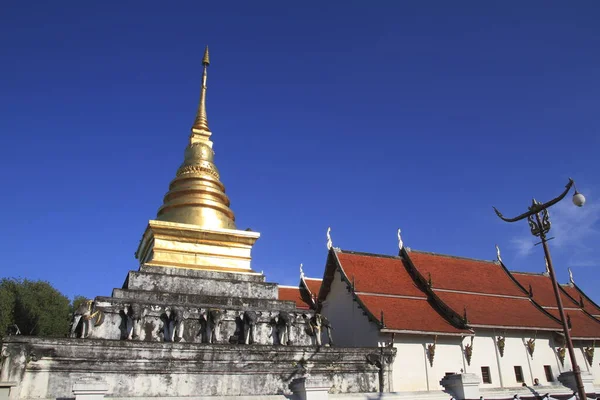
410 249 497 264
338 249 401 260
560 283 575 287
511 271 548 276
433 288 529 299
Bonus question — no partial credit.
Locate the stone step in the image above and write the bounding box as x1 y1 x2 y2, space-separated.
125 271 278 300
111 288 297 310
139 264 267 283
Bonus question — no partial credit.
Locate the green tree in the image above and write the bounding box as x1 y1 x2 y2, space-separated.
0 279 71 338
0 279 17 336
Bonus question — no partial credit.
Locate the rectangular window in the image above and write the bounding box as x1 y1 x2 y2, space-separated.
481 366 492 384
514 366 524 383
544 365 554 382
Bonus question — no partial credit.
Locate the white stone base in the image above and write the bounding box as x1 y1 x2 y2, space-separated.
439 373 481 400
72 377 108 400
290 377 331 400
0 382 17 400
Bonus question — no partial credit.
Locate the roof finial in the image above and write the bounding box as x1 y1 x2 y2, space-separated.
192 46 211 135
326 227 333 250
495 244 502 263
544 256 550 275
568 267 575 284
397 228 404 251
300 263 305 279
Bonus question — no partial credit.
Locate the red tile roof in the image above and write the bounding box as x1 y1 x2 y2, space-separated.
562 284 600 318
359 294 468 334
545 308 600 339
435 291 561 330
511 273 600 338
336 252 425 297
409 251 526 297
303 278 322 298
332 251 469 335
407 250 561 331
278 286 311 310
512 273 580 308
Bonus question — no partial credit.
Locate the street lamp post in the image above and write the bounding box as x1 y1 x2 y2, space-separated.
493 178 587 399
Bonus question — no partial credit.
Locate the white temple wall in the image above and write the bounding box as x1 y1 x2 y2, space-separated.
423 335 464 391
488 331 560 387
555 343 600 384
461 334 502 388
497 332 533 387
390 335 429 392
387 334 464 392
574 346 593 374
559 344 588 375
577 347 590 372
526 333 561 385
320 268 380 347
587 347 600 384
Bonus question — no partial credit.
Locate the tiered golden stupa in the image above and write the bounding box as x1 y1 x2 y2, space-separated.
135 47 260 273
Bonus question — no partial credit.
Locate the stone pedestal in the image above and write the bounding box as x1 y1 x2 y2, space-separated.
290 377 331 400
558 371 595 396
440 373 481 400
0 382 16 400
72 377 108 400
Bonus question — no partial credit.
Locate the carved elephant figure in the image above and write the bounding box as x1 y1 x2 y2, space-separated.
306 313 333 346
309 313 323 346
70 300 104 339
199 309 224 343
242 311 261 344
321 315 333 346
0 346 10 381
273 311 294 346
125 303 147 340
163 306 189 342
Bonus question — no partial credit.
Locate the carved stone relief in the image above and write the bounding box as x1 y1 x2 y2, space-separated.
70 300 105 339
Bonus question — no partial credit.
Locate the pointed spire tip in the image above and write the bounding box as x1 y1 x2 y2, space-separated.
203 46 210 66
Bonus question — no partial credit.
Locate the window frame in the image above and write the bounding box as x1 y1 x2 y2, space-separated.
514 366 524 383
544 365 555 382
481 366 492 384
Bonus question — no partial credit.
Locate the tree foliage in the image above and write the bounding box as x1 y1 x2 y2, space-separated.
0 278 74 338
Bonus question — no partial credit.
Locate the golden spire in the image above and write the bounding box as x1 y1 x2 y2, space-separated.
191 46 211 136
156 47 237 230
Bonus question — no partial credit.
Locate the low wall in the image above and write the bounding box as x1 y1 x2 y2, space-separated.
1 336 395 399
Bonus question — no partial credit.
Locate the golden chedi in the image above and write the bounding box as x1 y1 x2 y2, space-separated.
135 46 260 273
157 46 235 230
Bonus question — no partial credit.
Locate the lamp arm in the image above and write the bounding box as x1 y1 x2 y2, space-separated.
493 178 574 223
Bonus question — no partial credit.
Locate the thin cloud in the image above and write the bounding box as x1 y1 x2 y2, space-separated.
510 236 536 257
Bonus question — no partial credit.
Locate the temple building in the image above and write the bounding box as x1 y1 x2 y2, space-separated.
1 48 599 400
283 232 600 397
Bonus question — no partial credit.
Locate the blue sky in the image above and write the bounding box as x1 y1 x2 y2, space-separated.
1 2 599 305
